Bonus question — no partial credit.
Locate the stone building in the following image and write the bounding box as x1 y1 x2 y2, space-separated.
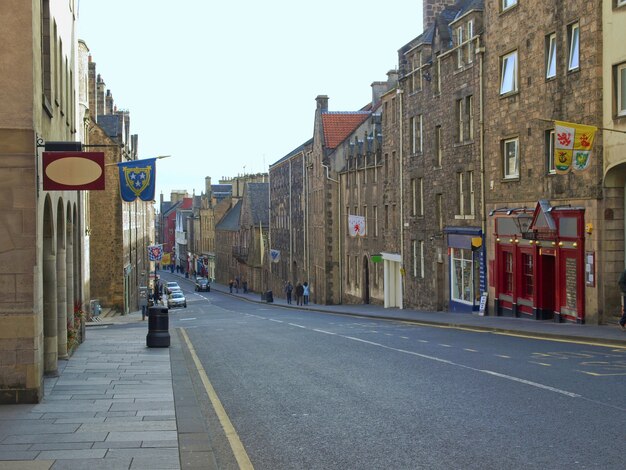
215 200 242 286
86 56 154 315
235 182 269 292
307 96 374 304
399 0 485 313
483 0 603 323
338 76 402 307
600 1 626 322
0 0 89 402
268 139 312 298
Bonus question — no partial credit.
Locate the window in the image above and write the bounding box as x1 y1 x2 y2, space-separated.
500 51 518 95
466 96 474 140
456 99 464 142
502 0 517 11
468 171 475 216
41 1 53 112
385 204 389 229
504 251 514 295
412 241 418 277
411 178 417 216
373 206 378 236
503 138 519 179
414 51 423 92
568 22 579 71
418 178 424 216
457 26 464 68
546 33 556 79
545 129 556 174
617 63 626 117
436 194 443 231
411 115 423 154
435 126 443 166
619 0 626 7
466 21 474 64
419 241 425 278
413 240 425 279
457 172 465 216
433 57 441 94
451 248 474 303
522 253 534 298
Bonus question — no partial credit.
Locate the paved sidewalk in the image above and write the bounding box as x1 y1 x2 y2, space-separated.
0 323 179 470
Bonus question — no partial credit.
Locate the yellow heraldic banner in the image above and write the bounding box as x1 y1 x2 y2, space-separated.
554 120 597 173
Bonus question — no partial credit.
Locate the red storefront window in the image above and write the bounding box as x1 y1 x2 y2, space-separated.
522 253 534 297
504 251 513 294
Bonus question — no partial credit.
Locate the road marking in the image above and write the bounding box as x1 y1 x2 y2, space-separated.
439 344 452 348
464 348 477 352
179 318 197 322
480 370 580 397
492 331 626 349
288 323 306 329
418 340 428 343
496 354 511 359
180 328 254 470
269 319 283 323
529 361 551 366
400 336 409 339
313 328 336 335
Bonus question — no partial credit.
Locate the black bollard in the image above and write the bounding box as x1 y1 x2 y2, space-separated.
265 290 273 303
146 305 170 347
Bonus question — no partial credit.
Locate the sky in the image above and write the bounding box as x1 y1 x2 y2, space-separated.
77 0 424 199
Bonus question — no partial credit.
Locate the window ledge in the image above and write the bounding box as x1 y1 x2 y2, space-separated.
502 176 520 182
42 95 53 118
499 90 519 99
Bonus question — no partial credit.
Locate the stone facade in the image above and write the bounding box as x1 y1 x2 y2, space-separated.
268 140 311 298
0 0 87 403
400 1 484 313
483 0 604 323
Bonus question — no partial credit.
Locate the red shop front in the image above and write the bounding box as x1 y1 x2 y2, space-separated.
491 200 586 323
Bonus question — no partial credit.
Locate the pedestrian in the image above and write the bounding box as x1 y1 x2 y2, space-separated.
229 279 234 293
303 282 310 305
235 277 240 293
243 279 248 294
295 282 304 306
619 268 626 329
285 281 293 304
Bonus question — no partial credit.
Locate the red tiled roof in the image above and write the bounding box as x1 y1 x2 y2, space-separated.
322 112 370 149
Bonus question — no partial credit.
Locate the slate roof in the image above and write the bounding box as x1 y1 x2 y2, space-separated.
97 114 123 140
246 182 269 225
215 200 242 231
270 138 314 167
322 112 370 149
211 184 232 194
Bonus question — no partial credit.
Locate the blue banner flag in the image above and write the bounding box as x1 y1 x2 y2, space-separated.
148 245 163 261
117 158 156 202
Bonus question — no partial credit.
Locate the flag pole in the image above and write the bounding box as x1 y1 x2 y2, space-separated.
536 118 626 134
105 155 172 167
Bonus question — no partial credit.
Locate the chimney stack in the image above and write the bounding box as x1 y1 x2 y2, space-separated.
423 0 457 31
316 95 329 112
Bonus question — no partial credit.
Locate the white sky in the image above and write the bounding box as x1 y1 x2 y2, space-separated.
77 0 423 198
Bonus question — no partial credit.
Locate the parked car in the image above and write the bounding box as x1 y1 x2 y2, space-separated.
165 281 180 294
168 291 187 308
195 277 210 292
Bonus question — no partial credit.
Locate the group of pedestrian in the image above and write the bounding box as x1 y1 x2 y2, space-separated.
285 281 310 306
229 277 249 294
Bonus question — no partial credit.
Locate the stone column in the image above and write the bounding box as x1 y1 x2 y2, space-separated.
43 252 58 375
66 225 75 348
56 244 68 359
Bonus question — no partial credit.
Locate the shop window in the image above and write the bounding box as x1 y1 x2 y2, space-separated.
522 253 534 297
504 251 514 295
502 0 517 11
451 248 474 303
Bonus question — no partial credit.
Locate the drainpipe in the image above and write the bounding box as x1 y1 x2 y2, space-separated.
289 159 293 279
322 160 341 303
477 37 486 237
397 87 404 310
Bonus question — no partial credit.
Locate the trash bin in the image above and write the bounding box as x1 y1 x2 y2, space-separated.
265 290 273 303
146 305 170 347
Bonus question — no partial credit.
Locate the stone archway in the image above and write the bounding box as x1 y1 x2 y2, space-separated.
43 196 58 376
56 200 67 359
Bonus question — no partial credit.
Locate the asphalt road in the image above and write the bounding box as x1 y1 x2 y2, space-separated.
164 277 626 470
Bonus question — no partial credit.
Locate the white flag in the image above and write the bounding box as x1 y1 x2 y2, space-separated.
348 214 366 237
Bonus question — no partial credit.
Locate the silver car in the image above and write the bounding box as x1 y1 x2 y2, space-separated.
168 291 187 308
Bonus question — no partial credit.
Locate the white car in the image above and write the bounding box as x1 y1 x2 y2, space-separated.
168 291 187 308
165 281 180 294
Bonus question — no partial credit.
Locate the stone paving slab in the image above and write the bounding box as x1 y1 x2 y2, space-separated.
0 461 53 470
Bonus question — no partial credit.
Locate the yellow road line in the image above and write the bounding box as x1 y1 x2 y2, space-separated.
179 328 254 470
492 331 626 349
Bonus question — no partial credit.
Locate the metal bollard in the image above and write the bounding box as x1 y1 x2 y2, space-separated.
146 305 170 347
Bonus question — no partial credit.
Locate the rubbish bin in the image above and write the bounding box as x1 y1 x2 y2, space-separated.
265 290 273 303
146 305 170 347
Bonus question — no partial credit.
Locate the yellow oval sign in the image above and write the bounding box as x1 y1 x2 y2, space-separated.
45 157 103 186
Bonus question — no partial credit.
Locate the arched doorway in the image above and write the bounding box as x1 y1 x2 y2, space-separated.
362 255 370 304
43 196 58 376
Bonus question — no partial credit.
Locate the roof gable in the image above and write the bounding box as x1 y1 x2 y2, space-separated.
322 112 370 149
